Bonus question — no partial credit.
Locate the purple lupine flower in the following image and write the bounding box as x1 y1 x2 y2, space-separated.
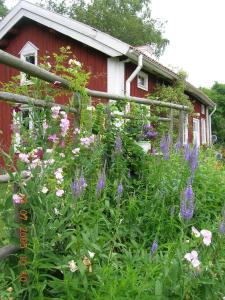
184 144 190 160
174 140 182 153
145 131 158 139
72 175 87 198
180 185 195 221
117 182 123 195
189 144 199 174
150 240 158 256
143 124 152 130
115 136 122 153
219 222 225 234
160 135 170 160
96 172 106 194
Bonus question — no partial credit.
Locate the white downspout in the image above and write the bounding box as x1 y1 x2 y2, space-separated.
125 54 143 112
209 104 217 145
206 106 209 145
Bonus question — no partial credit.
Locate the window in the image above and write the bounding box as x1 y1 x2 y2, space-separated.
193 118 200 146
183 113 189 145
201 118 206 144
19 41 39 84
201 104 205 115
137 71 148 91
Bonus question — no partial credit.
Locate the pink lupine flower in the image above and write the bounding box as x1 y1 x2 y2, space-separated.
60 115 70 137
54 168 63 182
51 106 61 119
43 121 49 130
48 134 58 143
200 229 212 246
12 194 23 204
184 250 200 268
18 153 30 164
192 226 201 237
60 140 65 148
80 135 95 147
56 189 64 197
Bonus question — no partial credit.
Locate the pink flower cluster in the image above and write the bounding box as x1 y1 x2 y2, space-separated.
184 250 200 268
60 114 70 137
192 227 212 246
80 135 94 147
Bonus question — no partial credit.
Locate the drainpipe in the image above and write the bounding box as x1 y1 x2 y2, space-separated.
125 54 143 113
209 104 217 145
125 54 143 97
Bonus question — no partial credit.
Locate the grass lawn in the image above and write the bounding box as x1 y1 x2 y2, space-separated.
0 182 12 245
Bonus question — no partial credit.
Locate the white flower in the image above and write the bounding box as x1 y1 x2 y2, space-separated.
88 251 95 259
51 106 61 119
192 226 201 238
72 148 80 155
59 153 65 158
56 189 64 197
46 149 53 153
87 106 95 111
54 208 61 215
68 59 81 67
68 260 79 272
200 229 212 246
41 186 48 194
46 159 55 165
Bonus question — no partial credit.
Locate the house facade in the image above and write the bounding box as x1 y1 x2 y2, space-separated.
0 1 215 158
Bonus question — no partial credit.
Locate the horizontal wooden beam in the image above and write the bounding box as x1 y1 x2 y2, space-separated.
0 170 31 183
0 244 20 260
0 50 189 111
0 92 77 113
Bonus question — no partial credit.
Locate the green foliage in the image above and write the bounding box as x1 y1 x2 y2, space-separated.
201 82 225 146
0 50 225 299
37 0 169 57
0 0 7 18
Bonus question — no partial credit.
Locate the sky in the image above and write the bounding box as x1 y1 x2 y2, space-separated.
4 0 225 88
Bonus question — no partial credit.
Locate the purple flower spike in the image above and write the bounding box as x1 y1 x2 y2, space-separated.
189 144 199 174
175 140 182 153
96 173 106 194
160 135 170 160
150 240 158 256
219 222 225 234
184 144 190 160
180 185 195 221
115 136 122 153
117 182 123 195
72 175 87 198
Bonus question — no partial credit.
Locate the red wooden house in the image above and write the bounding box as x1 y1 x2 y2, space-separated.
0 0 215 157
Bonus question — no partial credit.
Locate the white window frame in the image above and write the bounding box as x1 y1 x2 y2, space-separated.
193 118 200 146
201 104 205 115
19 41 39 85
183 113 189 145
137 71 148 91
201 118 206 145
13 106 33 150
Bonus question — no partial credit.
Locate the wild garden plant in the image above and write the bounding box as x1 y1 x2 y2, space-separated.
0 48 224 300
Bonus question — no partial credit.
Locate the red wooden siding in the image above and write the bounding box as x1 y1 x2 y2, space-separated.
125 62 157 97
0 19 108 161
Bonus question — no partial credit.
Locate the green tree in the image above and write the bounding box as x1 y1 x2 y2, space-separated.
38 0 168 57
0 0 8 19
201 82 225 146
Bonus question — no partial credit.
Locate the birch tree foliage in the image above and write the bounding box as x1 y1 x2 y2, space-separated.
38 0 169 57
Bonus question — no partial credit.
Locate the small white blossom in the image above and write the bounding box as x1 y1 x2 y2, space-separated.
88 251 95 259
192 226 201 238
59 153 65 158
74 128 80 135
72 148 80 155
200 229 212 246
51 106 61 119
41 186 48 194
46 149 53 154
68 260 79 272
